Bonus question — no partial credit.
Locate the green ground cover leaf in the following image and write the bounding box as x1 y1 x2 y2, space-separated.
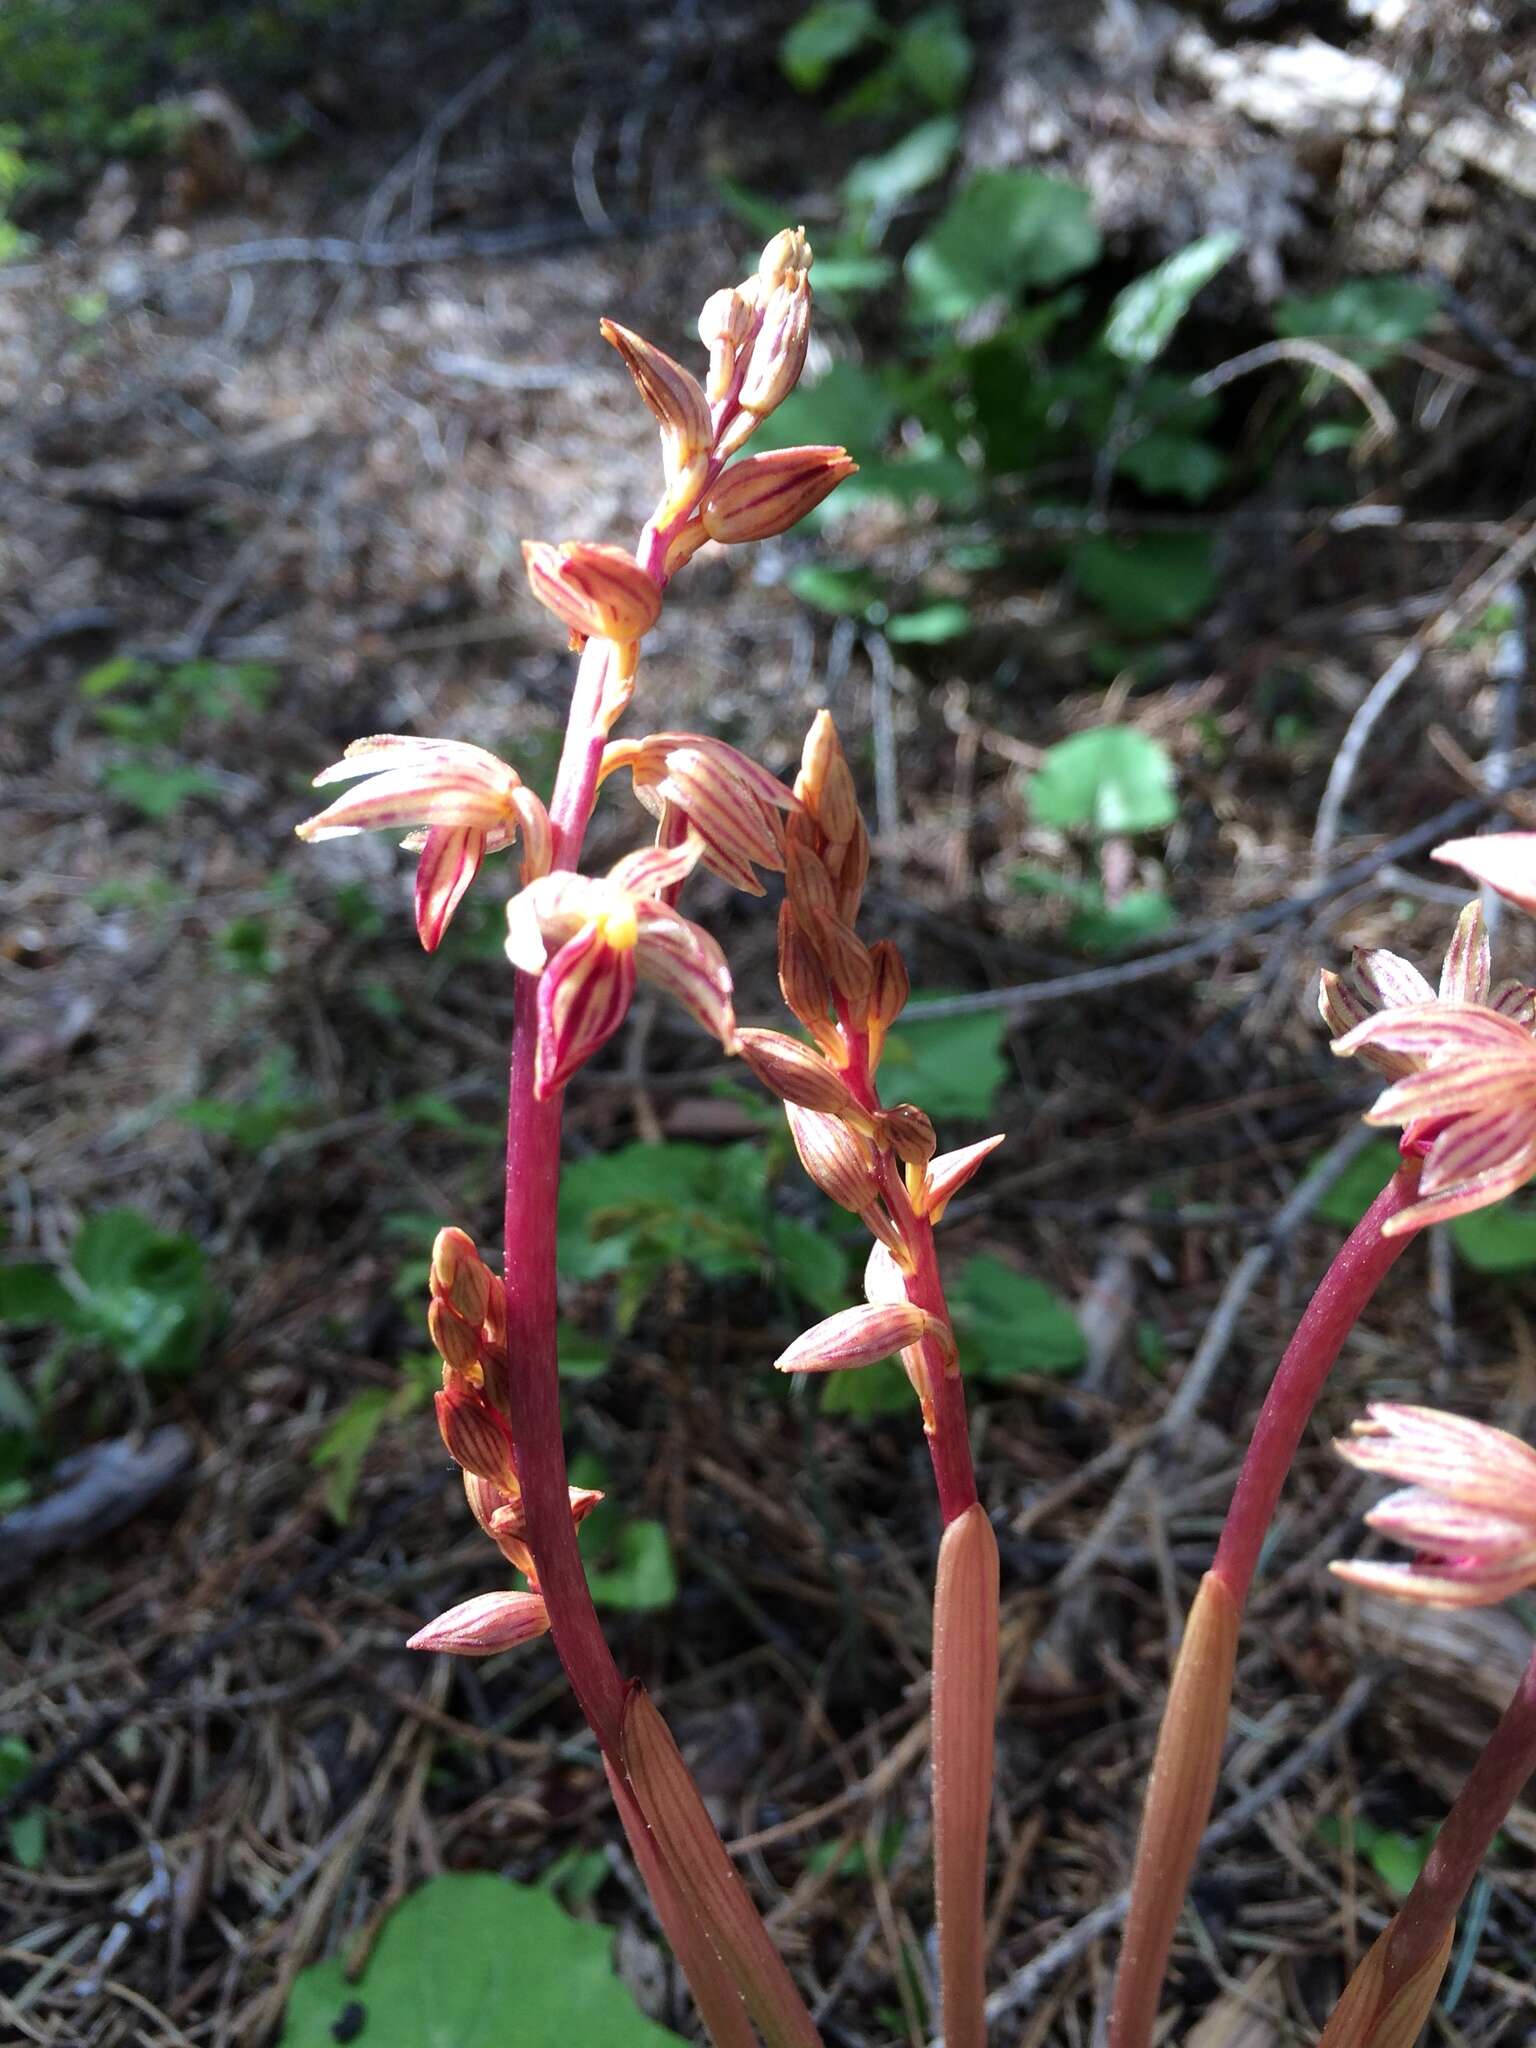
279 1873 683 2048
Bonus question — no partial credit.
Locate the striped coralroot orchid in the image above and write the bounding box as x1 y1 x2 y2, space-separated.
295 735 553 951
597 731 800 894
740 708 1003 2046
1332 1000 1536 1232
289 233 853 2045
504 837 736 1097
1332 1402 1536 1606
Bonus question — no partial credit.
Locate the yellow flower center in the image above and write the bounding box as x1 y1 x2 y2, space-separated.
596 888 639 952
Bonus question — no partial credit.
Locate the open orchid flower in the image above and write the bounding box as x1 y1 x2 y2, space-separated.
1326 901 1536 1232
599 731 800 894
505 837 736 1097
1333 1402 1536 1607
296 735 552 951
1319 900 1535 1080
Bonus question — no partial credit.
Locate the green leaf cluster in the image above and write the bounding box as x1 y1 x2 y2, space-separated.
0 1208 218 1377
557 1141 849 1331
279 1872 683 2048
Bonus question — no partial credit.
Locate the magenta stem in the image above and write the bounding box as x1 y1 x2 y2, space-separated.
1211 1161 1422 1605
1386 1639 1536 1993
500 637 628 1757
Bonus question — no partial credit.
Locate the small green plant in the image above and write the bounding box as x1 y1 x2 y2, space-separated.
178 1048 318 1152
1017 726 1180 951
311 1355 438 1524
0 1208 218 1379
279 1872 683 2047
571 1454 678 1613
0 1738 46 1868
84 656 278 822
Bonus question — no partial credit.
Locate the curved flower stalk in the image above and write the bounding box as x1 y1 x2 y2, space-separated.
298 230 853 2046
1109 897 1536 2048
743 710 1004 2048
1316 1400 1536 2043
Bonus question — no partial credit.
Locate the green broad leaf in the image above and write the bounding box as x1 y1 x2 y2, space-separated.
821 1357 911 1416
1103 232 1242 365
279 1872 684 2048
905 171 1100 322
557 1142 768 1304
69 1209 216 1375
102 762 220 820
0 1263 77 1328
780 0 881 92
1274 275 1438 367
1066 888 1175 953
771 1219 850 1315
886 601 971 644
543 1847 611 1907
1450 1200 1536 1274
556 1321 612 1379
1367 1828 1433 1896
892 6 972 106
1307 1140 1401 1230
1116 431 1228 504
1026 727 1178 837
714 176 792 242
806 252 897 295
312 1388 398 1524
879 1005 1009 1119
9 1805 45 1868
751 359 897 460
949 1254 1086 1379
844 115 959 214
585 1518 677 1612
1306 420 1367 454
1070 530 1216 633
788 564 882 616
0 1737 45 1869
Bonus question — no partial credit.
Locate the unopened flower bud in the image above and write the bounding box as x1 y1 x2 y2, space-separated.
601 320 714 519
697 285 754 403
522 540 662 646
777 1302 939 1375
759 227 812 290
428 1296 483 1379
785 840 839 928
796 710 857 841
737 276 811 422
778 901 844 1063
881 1103 936 1169
700 447 856 543
435 1383 520 1493
785 1101 877 1214
831 813 869 924
431 1226 492 1327
407 1588 551 1657
813 911 874 1007
736 1027 867 1121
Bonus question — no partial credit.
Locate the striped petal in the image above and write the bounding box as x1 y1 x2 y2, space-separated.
535 923 637 1097
633 902 736 1048
1364 1487 1536 1559
414 825 485 952
1420 1105 1536 1194
1329 1556 1536 1608
1339 1403 1536 1510
1352 947 1434 1011
406 1589 551 1655
1366 1055 1536 1127
1337 1002 1534 1063
1384 1140 1536 1234
1438 900 1491 1005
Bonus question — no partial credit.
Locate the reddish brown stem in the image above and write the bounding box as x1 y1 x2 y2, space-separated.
1109 1160 1424 2048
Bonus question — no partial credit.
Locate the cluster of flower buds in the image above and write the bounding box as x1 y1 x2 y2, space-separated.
406 1227 602 1657
1332 1402 1536 1607
519 227 852 702
296 736 553 952
1323 900 1536 1232
730 711 1005 1426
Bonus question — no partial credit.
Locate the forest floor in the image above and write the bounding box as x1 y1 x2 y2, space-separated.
5 3 1536 2045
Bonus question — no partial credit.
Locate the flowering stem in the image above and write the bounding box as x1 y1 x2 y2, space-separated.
501 636 627 1754
1211 1160 1422 1606
1384 1638 1536 1994
1109 1160 1423 2048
